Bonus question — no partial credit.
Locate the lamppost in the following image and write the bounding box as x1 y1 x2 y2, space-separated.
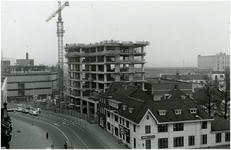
31 83 34 105
196 115 203 149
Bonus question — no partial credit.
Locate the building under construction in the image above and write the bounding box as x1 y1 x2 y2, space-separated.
64 40 149 120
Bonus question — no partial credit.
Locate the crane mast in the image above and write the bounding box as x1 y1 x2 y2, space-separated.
46 1 69 106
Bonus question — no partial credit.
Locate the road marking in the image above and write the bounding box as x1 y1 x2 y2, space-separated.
54 123 59 126
10 113 69 141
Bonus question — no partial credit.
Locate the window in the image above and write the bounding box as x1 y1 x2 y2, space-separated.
18 83 24 89
107 122 111 131
216 133 222 143
158 138 168 149
174 137 184 147
158 110 166 115
126 120 129 128
134 138 136 148
158 124 168 132
133 124 136 132
18 90 24 96
107 112 110 118
146 139 151 149
226 132 230 142
115 115 118 122
173 123 184 131
202 134 207 144
115 127 118 136
202 121 207 129
175 109 182 115
145 125 151 134
188 136 195 146
189 108 197 114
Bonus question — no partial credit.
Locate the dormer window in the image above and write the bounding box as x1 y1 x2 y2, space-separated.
164 94 171 99
189 108 197 114
175 109 182 115
122 105 127 111
129 107 134 113
158 110 166 116
180 95 186 99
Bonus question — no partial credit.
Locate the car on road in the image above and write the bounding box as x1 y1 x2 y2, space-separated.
64 141 74 149
29 110 39 116
7 108 16 112
21 108 29 114
36 108 41 113
16 107 23 112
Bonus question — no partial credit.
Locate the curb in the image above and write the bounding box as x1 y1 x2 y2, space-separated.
41 109 110 149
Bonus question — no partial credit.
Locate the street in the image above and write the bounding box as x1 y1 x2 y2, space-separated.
8 103 107 149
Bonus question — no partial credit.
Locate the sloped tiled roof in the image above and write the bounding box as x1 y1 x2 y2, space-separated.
129 88 153 100
147 99 212 123
211 116 230 131
160 85 188 100
116 96 212 124
104 82 213 125
99 82 124 97
113 84 138 100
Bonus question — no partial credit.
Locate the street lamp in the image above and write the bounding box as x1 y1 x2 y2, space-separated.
196 115 203 149
31 83 34 104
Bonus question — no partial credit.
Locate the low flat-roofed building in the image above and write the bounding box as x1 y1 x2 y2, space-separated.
2 68 58 102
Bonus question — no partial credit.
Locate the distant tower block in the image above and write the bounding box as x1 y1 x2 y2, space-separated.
26 52 29 59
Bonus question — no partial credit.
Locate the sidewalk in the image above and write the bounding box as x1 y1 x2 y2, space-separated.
10 117 53 149
42 109 128 149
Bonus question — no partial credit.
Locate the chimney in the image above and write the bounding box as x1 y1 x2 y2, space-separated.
174 85 178 89
158 77 161 83
26 52 28 59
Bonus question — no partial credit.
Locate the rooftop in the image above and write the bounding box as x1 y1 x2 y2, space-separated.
104 82 213 124
65 40 149 49
211 116 230 131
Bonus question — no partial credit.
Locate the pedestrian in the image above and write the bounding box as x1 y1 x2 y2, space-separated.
46 132 48 139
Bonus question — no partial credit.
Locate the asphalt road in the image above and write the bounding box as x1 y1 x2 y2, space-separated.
8 104 107 149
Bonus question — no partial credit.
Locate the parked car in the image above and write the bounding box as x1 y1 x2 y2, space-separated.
16 107 23 112
36 108 41 113
21 108 29 113
7 108 16 112
64 141 74 149
29 110 39 116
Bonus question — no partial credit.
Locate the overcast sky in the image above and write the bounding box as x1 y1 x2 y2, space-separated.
1 1 230 67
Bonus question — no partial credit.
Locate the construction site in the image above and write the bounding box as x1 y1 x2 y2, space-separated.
64 40 149 119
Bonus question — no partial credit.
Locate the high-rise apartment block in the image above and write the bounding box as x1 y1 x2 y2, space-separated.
64 40 149 118
198 53 230 72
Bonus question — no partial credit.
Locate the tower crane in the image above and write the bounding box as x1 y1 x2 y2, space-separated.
46 1 69 105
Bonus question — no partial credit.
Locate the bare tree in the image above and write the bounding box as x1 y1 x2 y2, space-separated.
213 67 230 119
202 78 215 115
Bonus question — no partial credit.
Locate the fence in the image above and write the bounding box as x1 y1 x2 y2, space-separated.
33 104 98 124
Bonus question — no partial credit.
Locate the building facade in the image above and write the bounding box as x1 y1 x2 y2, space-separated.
2 71 58 102
64 40 149 119
99 82 230 149
1 77 12 149
198 53 230 72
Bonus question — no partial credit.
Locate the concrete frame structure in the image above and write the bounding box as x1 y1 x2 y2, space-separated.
64 40 149 119
198 52 230 72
